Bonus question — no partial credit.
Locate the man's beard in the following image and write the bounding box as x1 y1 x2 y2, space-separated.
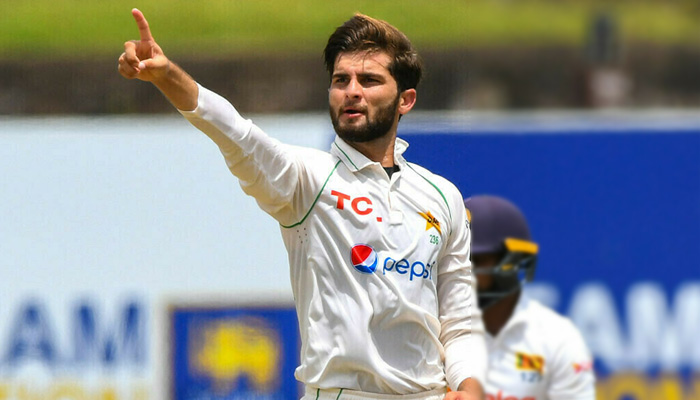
330 95 400 143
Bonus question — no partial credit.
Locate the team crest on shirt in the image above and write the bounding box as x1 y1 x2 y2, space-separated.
465 207 472 230
418 211 442 234
515 352 545 375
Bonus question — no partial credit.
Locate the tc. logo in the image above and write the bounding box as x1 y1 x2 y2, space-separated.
351 244 377 274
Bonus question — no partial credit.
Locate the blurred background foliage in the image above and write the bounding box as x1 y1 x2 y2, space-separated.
1 0 698 60
1 0 699 113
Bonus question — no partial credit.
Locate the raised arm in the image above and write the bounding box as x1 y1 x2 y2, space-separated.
117 8 198 111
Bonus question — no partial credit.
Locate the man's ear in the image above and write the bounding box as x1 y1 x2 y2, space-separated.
398 88 417 115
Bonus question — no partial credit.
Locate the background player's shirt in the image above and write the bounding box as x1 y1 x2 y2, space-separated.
484 294 595 400
179 85 487 394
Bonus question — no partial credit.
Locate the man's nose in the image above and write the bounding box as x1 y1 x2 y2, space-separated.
345 78 362 98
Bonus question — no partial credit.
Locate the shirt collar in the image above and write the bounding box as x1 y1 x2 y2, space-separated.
330 136 409 172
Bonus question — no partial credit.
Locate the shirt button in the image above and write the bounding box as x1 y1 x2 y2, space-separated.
389 210 403 224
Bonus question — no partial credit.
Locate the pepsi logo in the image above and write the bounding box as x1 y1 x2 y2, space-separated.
351 244 377 274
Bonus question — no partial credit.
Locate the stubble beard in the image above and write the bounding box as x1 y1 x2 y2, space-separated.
331 95 400 143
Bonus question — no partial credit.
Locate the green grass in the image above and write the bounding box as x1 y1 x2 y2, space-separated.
1 0 698 60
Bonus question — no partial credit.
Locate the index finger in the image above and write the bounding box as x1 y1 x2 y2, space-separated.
131 8 153 41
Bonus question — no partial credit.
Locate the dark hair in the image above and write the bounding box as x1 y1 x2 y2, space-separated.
323 13 423 92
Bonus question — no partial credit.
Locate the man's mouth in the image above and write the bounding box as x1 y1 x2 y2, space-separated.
342 107 365 119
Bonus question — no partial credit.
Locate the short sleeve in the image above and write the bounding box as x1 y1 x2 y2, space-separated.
547 320 596 400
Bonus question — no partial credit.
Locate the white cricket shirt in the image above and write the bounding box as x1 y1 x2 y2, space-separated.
179 85 487 395
484 294 595 400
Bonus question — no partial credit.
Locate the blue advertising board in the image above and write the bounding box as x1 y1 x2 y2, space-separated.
171 305 300 400
400 115 700 400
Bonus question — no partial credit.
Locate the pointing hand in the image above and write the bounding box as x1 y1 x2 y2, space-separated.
118 9 170 82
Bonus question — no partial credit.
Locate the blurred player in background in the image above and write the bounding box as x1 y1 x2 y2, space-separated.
464 195 595 400
118 9 486 400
